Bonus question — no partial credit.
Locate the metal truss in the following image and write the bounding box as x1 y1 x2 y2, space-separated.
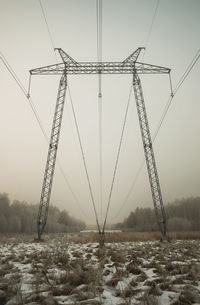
30 48 169 76
31 48 170 239
37 73 67 239
133 73 166 236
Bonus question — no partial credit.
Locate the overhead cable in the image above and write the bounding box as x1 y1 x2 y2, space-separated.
142 0 160 60
153 48 200 141
68 86 101 233
0 51 48 141
39 0 109 231
96 0 103 223
0 51 89 219
102 85 133 234
38 0 56 51
114 48 200 218
37 0 92 218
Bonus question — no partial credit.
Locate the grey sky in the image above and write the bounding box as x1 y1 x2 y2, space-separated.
0 0 199 225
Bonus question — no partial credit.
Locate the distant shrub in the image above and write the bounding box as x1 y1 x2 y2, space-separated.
0 192 86 234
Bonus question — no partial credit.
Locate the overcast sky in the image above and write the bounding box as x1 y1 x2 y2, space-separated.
0 0 199 226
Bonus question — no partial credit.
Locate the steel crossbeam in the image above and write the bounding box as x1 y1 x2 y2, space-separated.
30 61 170 75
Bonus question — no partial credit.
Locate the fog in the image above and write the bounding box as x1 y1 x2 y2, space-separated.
0 0 199 225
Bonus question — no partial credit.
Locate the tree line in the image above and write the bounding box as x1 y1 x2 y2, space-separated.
0 193 86 233
116 197 200 232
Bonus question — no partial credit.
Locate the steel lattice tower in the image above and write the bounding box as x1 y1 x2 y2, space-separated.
30 48 170 239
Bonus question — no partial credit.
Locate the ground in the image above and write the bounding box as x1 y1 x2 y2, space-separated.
0 233 200 305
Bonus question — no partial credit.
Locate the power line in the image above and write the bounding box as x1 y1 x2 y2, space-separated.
114 2 165 218
114 48 200 218
67 85 101 233
102 85 133 233
142 0 160 60
37 0 92 219
38 0 59 64
56 162 90 220
0 51 48 142
144 0 160 49
96 0 102 64
38 0 56 51
96 0 103 224
153 48 200 141
0 51 89 220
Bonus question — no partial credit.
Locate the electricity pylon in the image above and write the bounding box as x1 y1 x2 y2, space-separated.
30 48 170 239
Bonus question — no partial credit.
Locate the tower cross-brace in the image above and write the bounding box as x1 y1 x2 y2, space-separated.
30 48 170 239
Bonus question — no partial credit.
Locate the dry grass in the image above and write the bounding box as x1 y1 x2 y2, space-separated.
107 248 127 264
1 231 199 245
0 231 199 246
167 231 200 240
172 284 200 305
67 231 200 244
126 263 141 275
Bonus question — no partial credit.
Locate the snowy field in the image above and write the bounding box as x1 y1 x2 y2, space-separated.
0 234 200 305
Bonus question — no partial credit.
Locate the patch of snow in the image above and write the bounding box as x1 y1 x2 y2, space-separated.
102 289 122 305
158 291 178 305
142 267 155 280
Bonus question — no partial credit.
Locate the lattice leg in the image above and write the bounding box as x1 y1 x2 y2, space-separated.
37 73 67 239
133 73 166 236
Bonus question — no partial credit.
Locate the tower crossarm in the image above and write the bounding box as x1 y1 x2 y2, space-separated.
134 62 170 74
30 61 170 75
30 63 65 75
